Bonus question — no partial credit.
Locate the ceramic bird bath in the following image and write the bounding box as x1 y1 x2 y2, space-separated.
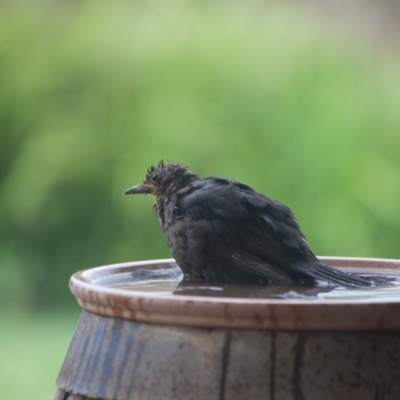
54 257 400 400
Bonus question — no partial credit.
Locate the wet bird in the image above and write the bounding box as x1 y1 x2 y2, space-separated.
124 161 374 287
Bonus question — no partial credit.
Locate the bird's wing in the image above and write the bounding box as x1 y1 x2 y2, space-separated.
183 178 313 258
168 178 311 283
230 181 375 286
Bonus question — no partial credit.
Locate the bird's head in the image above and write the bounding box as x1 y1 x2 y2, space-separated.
124 161 198 198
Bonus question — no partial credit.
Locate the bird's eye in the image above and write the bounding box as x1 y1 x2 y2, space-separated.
151 173 160 182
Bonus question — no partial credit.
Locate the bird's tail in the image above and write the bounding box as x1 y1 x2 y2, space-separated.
294 259 375 287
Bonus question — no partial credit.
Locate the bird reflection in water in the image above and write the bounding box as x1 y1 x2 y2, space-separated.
172 278 334 299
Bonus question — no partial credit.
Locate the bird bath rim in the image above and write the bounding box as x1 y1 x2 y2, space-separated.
70 256 400 331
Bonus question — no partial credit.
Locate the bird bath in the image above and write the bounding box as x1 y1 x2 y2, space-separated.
54 257 400 400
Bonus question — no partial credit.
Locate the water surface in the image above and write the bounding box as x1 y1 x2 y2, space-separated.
101 265 400 301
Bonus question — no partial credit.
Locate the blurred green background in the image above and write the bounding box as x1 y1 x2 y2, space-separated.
1 0 400 398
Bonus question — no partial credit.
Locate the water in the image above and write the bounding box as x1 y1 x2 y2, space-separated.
102 265 400 301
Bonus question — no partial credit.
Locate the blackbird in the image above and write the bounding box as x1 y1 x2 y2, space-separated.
124 161 374 287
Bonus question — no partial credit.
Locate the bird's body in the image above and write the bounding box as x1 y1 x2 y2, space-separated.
125 161 374 287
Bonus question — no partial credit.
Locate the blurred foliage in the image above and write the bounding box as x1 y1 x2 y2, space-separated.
0 309 79 399
1 0 400 310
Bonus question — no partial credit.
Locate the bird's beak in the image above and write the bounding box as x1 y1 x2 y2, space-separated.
124 183 151 195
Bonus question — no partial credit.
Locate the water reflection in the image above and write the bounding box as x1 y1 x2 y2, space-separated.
110 266 400 301
173 280 333 299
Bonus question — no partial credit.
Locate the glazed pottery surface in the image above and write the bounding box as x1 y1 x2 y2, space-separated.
70 257 400 330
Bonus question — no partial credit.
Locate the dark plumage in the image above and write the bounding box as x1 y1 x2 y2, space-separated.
124 161 374 287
